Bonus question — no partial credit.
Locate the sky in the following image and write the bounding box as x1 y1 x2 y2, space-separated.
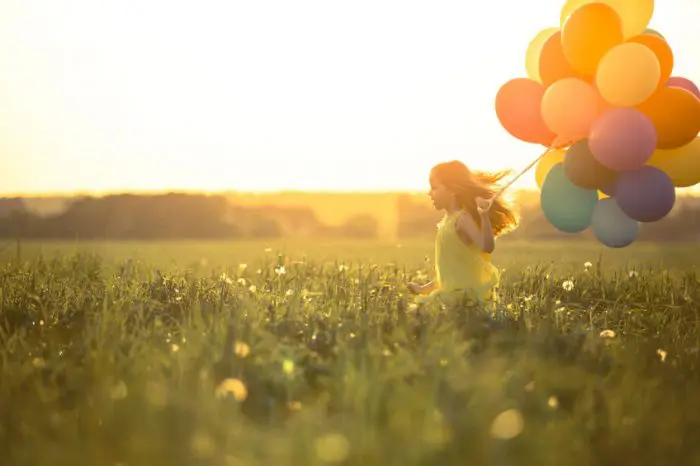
0 0 698 195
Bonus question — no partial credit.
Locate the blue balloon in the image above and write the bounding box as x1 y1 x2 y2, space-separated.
540 163 598 233
592 198 639 248
644 28 665 40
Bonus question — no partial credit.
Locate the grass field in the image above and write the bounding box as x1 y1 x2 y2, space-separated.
2 239 700 465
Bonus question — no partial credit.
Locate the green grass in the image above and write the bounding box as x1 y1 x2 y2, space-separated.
2 239 700 465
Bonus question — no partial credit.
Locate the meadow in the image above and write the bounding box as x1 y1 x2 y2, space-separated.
2 238 700 465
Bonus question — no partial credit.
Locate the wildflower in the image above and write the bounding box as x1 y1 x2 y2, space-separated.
32 357 46 369
489 409 524 439
264 248 272 252
629 270 639 278
171 344 180 353
220 273 233 284
657 349 667 362
547 396 559 408
338 264 349 272
562 280 574 291
237 278 246 286
238 263 247 270
234 342 250 358
287 401 302 411
282 359 294 376
215 378 248 401
274 266 286 276
249 285 257 293
584 261 593 270
600 329 616 339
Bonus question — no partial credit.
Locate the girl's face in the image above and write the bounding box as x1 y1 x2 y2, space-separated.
429 174 454 210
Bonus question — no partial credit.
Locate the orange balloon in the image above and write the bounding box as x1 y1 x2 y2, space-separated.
538 31 580 86
495 78 557 146
636 87 700 149
561 3 624 75
627 34 674 88
542 77 599 140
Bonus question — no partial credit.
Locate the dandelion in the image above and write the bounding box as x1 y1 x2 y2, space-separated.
171 344 180 353
657 349 668 362
600 329 616 339
584 261 593 270
274 266 286 276
282 359 295 376
315 433 350 463
489 409 524 439
629 270 639 278
215 378 248 401
285 289 294 297
234 342 250 358
547 396 559 408
338 264 349 272
249 285 257 293
237 278 246 286
562 280 574 291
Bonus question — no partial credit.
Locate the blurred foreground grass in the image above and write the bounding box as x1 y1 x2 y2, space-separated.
1 239 700 465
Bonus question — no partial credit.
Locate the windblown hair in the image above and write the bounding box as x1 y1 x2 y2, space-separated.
430 160 519 237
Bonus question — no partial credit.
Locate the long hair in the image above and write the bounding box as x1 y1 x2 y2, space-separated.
430 160 519 237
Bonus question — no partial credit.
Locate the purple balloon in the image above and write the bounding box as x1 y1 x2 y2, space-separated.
667 77 700 99
615 166 676 222
589 109 657 172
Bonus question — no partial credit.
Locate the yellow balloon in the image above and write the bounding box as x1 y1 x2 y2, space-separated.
525 27 559 82
561 0 654 39
535 148 567 189
646 138 700 188
596 42 660 107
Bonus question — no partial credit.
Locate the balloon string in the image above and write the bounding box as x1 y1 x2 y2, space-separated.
492 147 554 202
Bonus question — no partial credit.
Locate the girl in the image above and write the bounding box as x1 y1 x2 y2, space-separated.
408 160 518 308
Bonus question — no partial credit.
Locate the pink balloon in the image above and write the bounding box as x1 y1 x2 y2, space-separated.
667 77 700 99
589 108 657 172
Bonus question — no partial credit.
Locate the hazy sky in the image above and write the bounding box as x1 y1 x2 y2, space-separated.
1 0 698 194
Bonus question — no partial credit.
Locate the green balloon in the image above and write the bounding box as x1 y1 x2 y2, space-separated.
540 164 598 233
644 28 665 40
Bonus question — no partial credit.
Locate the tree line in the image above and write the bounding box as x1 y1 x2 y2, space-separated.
0 192 698 242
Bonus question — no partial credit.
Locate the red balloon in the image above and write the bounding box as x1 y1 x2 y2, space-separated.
495 78 556 146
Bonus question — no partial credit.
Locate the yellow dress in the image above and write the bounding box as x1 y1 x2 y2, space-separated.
416 211 500 308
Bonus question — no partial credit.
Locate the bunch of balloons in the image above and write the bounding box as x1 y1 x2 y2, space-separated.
495 0 700 248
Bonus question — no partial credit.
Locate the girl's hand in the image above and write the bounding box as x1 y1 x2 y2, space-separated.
476 196 493 216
